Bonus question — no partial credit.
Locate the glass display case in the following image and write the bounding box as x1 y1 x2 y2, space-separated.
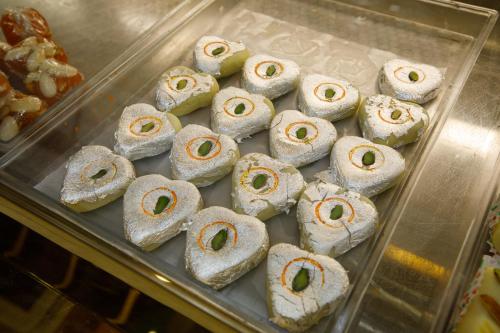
0 0 498 332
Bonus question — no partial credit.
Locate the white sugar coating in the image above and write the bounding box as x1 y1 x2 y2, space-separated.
114 103 177 161
211 86 274 141
378 59 443 104
155 66 216 112
269 110 337 168
326 136 405 197
61 145 135 207
231 153 305 221
267 243 349 332
170 124 239 187
124 174 203 251
297 181 378 257
193 35 247 77
298 74 360 122
359 95 429 148
241 54 300 100
185 206 269 289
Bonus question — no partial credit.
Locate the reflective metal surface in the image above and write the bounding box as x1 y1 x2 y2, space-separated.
0 1 498 333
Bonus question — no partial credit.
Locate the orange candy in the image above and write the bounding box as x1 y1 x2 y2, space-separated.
1 7 52 45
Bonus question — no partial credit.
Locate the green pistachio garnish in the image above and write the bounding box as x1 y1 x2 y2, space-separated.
153 196 170 215
197 140 213 156
292 268 310 292
234 103 246 115
409 71 419 82
325 88 335 99
296 127 307 140
176 79 188 90
90 169 107 180
211 46 225 56
252 174 268 189
211 228 228 251
266 65 276 77
362 151 375 166
330 204 344 220
140 122 155 132
480 294 500 325
391 110 402 120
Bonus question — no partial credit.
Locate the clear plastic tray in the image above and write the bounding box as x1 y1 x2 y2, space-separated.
0 0 496 332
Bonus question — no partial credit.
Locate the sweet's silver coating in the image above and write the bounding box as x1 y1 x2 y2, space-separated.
114 103 178 161
169 124 240 187
124 174 203 251
269 110 337 167
378 59 443 104
316 136 405 197
297 74 360 122
297 181 378 257
211 86 275 142
267 243 349 332
358 94 429 148
231 153 306 221
60 145 136 212
241 54 300 100
185 206 269 289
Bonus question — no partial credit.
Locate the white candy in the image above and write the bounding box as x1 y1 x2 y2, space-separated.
267 243 349 332
297 181 378 257
155 66 219 116
269 110 337 167
193 35 249 78
378 59 443 104
185 206 269 289
298 74 360 122
241 54 300 100
61 145 136 212
231 153 306 221
316 136 405 197
211 86 275 142
358 94 429 148
114 103 181 161
170 124 239 187
124 174 202 251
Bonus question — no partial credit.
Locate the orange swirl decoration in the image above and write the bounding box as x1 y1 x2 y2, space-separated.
314 197 355 227
167 75 197 91
240 166 279 195
141 187 177 217
281 257 325 293
254 61 284 80
394 66 426 83
197 221 238 252
348 144 384 170
129 116 163 136
313 82 346 102
203 41 229 57
186 136 222 161
284 121 319 143
223 96 255 118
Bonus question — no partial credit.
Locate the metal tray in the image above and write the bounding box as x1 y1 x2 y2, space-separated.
0 0 497 332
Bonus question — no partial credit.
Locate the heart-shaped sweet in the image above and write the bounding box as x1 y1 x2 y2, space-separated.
231 152 306 221
170 124 240 187
317 136 405 197
298 74 360 122
114 103 182 161
185 206 269 289
193 35 250 78
269 110 337 168
358 94 429 148
297 181 378 257
155 66 219 116
61 145 136 212
266 243 349 332
378 59 443 104
241 54 300 100
211 86 275 142
123 174 203 251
